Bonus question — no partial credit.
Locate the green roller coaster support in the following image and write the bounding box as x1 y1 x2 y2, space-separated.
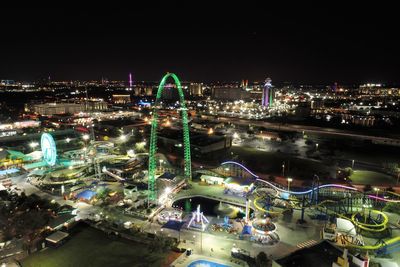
148 73 192 202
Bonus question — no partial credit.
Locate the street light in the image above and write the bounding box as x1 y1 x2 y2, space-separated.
287 178 293 191
66 138 71 143
374 187 380 203
119 134 127 142
29 142 39 149
316 143 319 150
127 149 135 157
397 172 400 185
82 147 87 159
282 162 285 177
159 159 164 172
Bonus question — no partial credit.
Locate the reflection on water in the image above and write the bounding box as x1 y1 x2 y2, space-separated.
174 197 251 219
188 259 230 267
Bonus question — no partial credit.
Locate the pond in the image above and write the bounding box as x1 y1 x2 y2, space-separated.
173 197 253 219
187 259 230 267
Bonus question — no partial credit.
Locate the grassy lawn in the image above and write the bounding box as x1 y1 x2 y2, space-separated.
230 146 335 180
349 170 395 185
21 226 170 267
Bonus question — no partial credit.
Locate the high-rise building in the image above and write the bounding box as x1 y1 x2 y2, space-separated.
145 87 153 96
240 79 248 89
129 73 133 89
112 94 131 104
212 87 249 100
189 83 202 96
262 78 274 107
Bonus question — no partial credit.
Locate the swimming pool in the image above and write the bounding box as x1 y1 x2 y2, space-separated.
187 259 230 267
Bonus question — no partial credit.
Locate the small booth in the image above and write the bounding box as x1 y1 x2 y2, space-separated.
200 174 225 185
45 231 69 247
223 177 255 197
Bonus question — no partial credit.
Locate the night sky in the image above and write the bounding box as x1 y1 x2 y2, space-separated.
1 3 399 84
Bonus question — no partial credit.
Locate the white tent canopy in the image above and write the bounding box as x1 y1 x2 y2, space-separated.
336 218 357 237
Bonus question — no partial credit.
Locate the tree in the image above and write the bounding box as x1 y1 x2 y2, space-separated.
184 199 192 213
383 202 400 215
383 162 399 176
363 184 373 192
344 167 354 177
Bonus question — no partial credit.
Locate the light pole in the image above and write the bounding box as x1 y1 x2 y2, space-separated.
82 134 90 160
159 159 164 172
82 134 90 141
119 134 127 142
397 172 400 185
282 162 285 177
287 178 293 191
351 159 355 169
82 147 87 160
29 142 39 151
374 187 380 204
200 230 203 253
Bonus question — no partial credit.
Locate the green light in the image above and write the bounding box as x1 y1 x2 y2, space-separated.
148 73 192 202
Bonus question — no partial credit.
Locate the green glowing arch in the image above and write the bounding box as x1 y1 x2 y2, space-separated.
148 73 192 201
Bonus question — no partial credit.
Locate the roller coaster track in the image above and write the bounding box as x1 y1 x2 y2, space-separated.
307 199 400 251
253 196 291 215
346 236 400 251
256 179 400 203
309 198 389 232
254 186 391 233
250 186 400 251
227 164 400 251
220 161 400 203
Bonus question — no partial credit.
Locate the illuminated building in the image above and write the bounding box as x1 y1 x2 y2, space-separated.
262 77 274 107
31 101 107 115
145 87 153 96
189 83 203 96
212 87 249 100
129 73 133 89
112 94 131 104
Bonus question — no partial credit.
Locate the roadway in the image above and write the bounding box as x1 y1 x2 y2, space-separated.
201 114 400 143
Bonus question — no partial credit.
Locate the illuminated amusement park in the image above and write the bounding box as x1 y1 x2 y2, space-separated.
1 72 400 267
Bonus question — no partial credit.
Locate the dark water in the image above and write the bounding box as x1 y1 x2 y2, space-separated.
173 197 252 219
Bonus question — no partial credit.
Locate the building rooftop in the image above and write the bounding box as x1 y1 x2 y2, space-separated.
48 213 76 230
275 240 363 267
45 230 69 244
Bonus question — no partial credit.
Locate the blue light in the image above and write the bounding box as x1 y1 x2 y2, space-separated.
139 100 151 106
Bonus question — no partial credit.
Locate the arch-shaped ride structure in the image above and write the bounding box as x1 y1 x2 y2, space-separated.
148 73 192 202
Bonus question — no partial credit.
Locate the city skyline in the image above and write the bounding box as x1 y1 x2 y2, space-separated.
1 3 399 83
1 3 400 267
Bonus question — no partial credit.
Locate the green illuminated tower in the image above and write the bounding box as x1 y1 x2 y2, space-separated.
148 73 192 202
